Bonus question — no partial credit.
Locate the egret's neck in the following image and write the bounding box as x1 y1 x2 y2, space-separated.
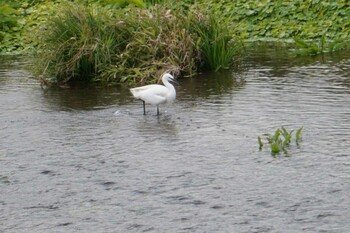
162 74 176 101
162 74 175 90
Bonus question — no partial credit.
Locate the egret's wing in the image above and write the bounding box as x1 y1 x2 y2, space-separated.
130 84 168 105
142 93 166 105
130 84 164 98
139 86 168 105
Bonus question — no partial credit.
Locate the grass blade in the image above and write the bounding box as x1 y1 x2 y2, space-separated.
296 127 303 142
258 136 264 150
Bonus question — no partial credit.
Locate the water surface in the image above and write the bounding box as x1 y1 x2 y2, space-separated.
1 50 350 232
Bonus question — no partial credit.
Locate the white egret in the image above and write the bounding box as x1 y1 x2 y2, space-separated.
130 73 176 115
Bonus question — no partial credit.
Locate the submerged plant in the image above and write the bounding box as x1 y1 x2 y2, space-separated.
295 127 303 145
258 126 303 156
293 35 349 56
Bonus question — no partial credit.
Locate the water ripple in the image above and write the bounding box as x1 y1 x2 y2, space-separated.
1 53 350 232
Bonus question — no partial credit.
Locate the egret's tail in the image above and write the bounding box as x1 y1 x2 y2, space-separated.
130 87 140 98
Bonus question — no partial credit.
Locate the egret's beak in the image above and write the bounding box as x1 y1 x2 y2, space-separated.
170 76 179 85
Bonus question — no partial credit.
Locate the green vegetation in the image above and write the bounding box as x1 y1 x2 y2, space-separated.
293 35 349 56
0 1 23 54
33 1 238 85
214 0 350 55
258 127 303 156
0 0 65 54
191 13 241 71
37 4 125 84
213 0 350 41
1 0 350 85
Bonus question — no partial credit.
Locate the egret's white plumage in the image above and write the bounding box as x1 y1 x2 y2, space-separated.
130 73 176 115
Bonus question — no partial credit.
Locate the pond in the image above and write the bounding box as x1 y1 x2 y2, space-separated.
1 48 350 232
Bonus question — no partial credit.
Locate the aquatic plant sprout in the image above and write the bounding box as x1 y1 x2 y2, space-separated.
259 127 303 156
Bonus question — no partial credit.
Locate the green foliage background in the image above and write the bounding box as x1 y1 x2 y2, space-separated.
212 0 350 40
0 0 64 54
1 0 350 55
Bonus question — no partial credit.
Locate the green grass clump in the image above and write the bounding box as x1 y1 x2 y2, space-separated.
34 2 240 86
258 126 303 156
190 11 241 71
35 4 124 84
100 5 201 84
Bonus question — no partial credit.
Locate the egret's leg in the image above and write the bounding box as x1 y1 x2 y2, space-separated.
157 105 159 116
143 101 146 115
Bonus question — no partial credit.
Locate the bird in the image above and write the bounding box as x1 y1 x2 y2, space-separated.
130 73 176 115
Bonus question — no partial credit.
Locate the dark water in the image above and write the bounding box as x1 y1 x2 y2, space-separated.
1 49 350 233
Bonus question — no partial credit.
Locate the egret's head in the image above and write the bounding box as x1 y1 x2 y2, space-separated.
162 73 175 81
